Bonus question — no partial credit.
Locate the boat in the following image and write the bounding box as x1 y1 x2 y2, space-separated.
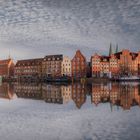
45 76 72 82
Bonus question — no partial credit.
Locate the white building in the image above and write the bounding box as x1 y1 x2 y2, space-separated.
61 56 71 76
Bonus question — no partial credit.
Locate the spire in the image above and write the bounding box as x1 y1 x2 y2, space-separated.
109 43 112 56
115 44 118 53
8 49 11 59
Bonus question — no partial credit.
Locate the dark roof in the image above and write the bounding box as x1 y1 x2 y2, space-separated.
100 56 110 62
44 55 63 61
114 51 138 60
130 52 138 60
114 52 122 59
16 58 43 66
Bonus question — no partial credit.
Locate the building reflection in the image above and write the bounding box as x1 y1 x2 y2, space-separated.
0 83 14 100
14 83 42 100
42 84 63 104
61 85 72 104
3 82 140 110
92 82 140 110
72 83 87 109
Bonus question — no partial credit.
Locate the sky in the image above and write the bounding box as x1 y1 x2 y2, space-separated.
0 0 140 60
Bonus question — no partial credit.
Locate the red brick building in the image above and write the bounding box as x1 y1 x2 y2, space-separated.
91 50 140 77
91 54 119 77
115 50 140 76
0 59 14 77
71 50 87 78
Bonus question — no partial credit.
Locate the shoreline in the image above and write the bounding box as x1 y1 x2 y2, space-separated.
2 77 140 83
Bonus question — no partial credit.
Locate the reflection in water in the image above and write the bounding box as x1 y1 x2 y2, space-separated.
1 82 140 110
0 83 15 100
14 83 42 100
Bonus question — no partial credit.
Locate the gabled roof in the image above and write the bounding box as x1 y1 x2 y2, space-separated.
72 50 86 61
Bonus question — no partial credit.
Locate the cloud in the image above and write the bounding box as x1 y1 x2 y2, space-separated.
0 0 139 60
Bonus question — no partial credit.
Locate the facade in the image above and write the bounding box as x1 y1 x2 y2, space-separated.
14 58 43 79
91 50 140 78
42 55 63 78
91 54 119 77
71 50 87 78
61 56 71 77
115 50 140 76
0 59 14 77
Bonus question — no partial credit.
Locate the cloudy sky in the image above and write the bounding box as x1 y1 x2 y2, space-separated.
0 0 140 60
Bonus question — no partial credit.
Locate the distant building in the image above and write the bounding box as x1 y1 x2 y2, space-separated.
14 58 43 79
115 50 140 76
61 56 71 77
42 55 63 78
71 50 87 78
0 58 14 77
91 54 119 78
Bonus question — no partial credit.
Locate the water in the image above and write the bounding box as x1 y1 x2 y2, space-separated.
0 82 140 140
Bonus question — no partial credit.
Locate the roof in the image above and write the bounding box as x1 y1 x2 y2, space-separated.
44 55 63 61
100 56 110 62
114 51 138 60
15 58 43 66
72 50 86 61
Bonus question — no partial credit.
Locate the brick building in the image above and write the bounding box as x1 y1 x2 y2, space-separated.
42 55 63 78
71 50 87 78
15 58 43 79
0 59 14 77
91 54 119 77
91 50 140 78
115 50 140 76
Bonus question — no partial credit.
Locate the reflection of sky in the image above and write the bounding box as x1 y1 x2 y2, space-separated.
0 99 140 140
0 0 140 60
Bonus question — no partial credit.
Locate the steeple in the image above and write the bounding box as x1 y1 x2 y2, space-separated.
109 43 112 56
8 49 11 59
115 44 119 53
